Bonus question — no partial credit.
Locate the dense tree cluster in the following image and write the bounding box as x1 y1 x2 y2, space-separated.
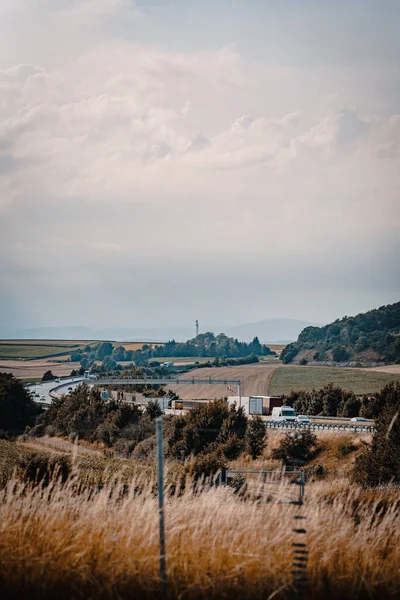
281 302 400 364
29 386 267 466
73 335 274 372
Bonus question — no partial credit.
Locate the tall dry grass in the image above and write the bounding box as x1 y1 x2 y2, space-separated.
0 467 399 600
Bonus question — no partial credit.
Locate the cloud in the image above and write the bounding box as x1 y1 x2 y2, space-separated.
0 0 399 328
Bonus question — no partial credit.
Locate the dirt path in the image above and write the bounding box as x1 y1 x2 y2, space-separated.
362 364 400 375
166 363 278 400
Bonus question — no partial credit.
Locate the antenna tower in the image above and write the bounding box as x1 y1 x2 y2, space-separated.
195 320 199 337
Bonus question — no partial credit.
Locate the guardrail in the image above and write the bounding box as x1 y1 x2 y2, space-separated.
265 421 374 434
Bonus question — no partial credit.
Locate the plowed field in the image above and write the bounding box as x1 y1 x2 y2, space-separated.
166 363 278 400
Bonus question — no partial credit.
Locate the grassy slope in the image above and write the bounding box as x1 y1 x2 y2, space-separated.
0 436 399 600
269 365 400 395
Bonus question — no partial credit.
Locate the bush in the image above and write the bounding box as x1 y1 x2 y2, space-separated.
245 416 267 459
353 382 400 486
272 431 318 465
0 373 40 434
42 370 55 382
337 441 357 457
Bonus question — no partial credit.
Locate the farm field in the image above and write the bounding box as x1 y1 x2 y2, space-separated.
117 341 163 351
150 356 213 364
269 365 400 395
167 363 278 399
0 344 81 359
0 359 81 380
364 364 400 375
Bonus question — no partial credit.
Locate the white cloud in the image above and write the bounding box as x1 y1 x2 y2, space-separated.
0 0 399 328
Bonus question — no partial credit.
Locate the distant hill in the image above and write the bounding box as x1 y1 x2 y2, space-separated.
280 302 400 365
0 318 318 344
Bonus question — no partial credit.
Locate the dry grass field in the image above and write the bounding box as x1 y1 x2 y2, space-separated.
117 342 163 351
0 359 81 379
167 363 278 399
269 365 400 395
0 430 398 600
364 364 400 375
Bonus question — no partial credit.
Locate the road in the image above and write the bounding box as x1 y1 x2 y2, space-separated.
26 376 85 405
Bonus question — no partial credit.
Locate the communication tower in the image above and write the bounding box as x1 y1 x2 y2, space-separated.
195 320 199 337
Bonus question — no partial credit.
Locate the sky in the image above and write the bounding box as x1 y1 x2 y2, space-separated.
0 0 399 333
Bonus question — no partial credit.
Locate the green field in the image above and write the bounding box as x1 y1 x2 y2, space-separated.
0 342 85 359
269 366 400 395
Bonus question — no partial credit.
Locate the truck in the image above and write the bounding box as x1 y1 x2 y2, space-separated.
271 406 297 422
162 362 174 369
227 396 284 416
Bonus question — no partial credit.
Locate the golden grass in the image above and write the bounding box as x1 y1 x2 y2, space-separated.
0 445 399 599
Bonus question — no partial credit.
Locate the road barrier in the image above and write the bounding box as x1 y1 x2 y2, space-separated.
265 421 374 434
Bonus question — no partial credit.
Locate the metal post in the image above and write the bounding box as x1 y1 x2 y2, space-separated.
156 418 167 600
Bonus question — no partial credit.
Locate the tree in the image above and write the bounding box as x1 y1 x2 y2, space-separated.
272 431 318 465
245 415 267 459
42 370 55 382
353 382 400 486
95 342 113 360
332 345 349 362
146 400 162 420
0 373 40 433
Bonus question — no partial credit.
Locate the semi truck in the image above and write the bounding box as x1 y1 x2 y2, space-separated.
227 396 284 416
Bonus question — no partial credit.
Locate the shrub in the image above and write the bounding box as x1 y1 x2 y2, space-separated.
337 441 357 457
353 382 400 486
272 431 318 465
245 415 267 459
0 373 40 434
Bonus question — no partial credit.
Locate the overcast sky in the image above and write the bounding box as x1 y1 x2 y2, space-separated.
0 0 399 332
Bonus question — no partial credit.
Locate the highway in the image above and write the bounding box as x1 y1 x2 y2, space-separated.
26 376 85 405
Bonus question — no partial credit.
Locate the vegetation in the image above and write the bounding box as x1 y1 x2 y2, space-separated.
76 334 274 371
271 430 318 464
0 373 40 435
41 370 56 382
353 382 400 486
269 365 399 396
0 436 399 599
245 415 267 459
0 343 82 359
281 301 400 364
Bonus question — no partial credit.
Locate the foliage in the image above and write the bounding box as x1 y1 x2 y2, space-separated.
285 384 361 417
167 400 248 464
245 415 267 459
0 373 40 434
271 430 318 465
42 370 56 381
281 301 400 364
145 400 162 420
30 384 154 454
353 382 400 486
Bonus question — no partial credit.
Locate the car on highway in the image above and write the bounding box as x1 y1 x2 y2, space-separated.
55 378 61 383
34 392 40 398
40 396 46 401
350 417 368 422
296 415 311 424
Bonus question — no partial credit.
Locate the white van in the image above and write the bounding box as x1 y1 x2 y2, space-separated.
271 406 297 422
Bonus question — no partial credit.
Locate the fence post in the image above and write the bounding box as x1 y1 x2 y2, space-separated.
156 418 167 600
